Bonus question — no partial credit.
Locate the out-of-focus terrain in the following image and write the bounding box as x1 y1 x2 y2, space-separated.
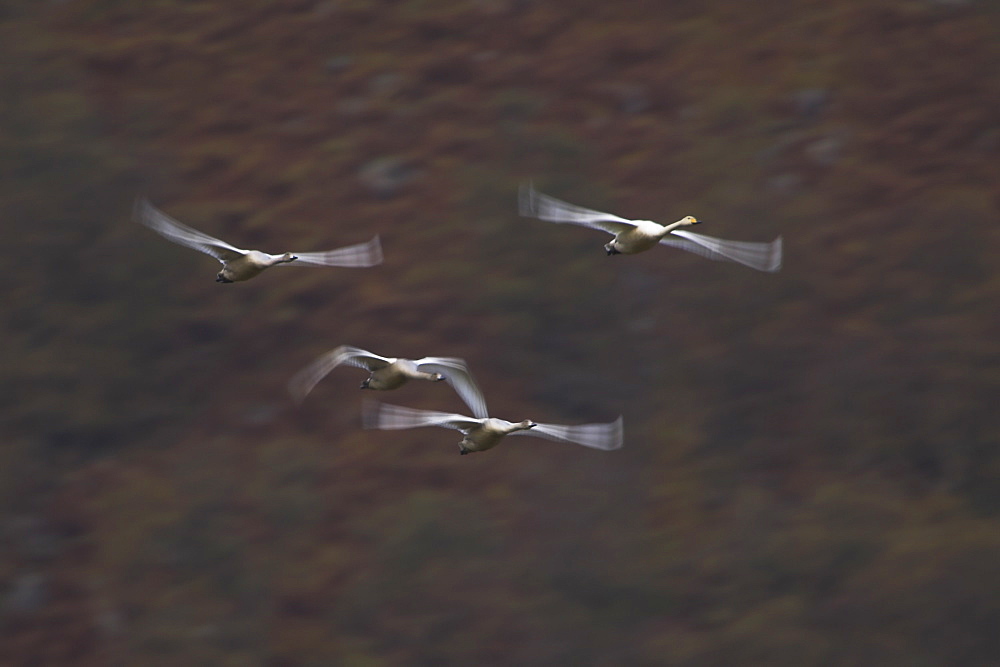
1 0 998 664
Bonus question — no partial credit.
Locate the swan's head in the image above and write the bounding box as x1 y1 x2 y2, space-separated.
432 373 445 382
680 215 700 226
279 252 298 263
517 420 537 430
360 378 371 389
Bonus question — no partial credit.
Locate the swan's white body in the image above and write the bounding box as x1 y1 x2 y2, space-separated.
290 345 488 419
364 401 624 455
135 198 383 282
519 184 782 271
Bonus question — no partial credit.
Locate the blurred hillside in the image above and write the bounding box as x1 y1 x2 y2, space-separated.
1 0 998 664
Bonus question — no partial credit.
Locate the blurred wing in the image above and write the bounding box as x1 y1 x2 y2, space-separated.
519 183 635 236
362 401 483 433
333 346 394 371
288 345 393 402
509 416 624 451
662 231 783 272
134 198 246 262
414 357 489 419
283 236 383 267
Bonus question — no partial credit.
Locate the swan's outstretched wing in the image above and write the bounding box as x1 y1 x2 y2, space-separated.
509 415 624 451
363 401 483 433
519 184 636 236
288 345 394 402
281 236 383 268
134 198 247 263
662 231 783 272
414 357 488 419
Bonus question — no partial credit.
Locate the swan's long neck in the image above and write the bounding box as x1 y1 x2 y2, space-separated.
656 219 691 237
271 252 297 265
246 251 297 268
395 360 442 382
503 420 536 435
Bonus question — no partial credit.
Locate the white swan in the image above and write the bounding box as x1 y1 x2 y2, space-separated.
519 184 782 272
289 345 489 419
363 400 624 455
135 198 383 283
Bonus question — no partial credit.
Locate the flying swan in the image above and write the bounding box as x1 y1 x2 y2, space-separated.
363 399 624 455
135 198 383 283
519 184 782 272
289 345 488 420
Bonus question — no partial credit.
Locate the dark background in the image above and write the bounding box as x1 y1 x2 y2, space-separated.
1 0 998 664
